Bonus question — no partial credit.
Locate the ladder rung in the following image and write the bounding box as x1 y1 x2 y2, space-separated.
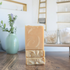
40 7 46 8
39 12 46 14
40 1 46 3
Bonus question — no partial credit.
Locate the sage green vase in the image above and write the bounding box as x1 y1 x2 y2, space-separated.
6 33 19 54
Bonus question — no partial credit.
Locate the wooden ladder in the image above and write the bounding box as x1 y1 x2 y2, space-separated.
38 0 47 31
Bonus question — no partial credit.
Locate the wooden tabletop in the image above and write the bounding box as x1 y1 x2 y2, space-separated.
0 52 70 70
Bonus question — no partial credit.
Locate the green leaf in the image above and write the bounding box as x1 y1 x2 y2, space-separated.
1 20 3 24
4 24 6 28
8 14 12 21
10 27 14 33
0 2 2 5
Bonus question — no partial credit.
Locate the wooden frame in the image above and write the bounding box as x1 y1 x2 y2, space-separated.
57 1 70 28
57 1 70 4
57 12 70 13
44 44 70 57
57 22 70 23
4 0 27 11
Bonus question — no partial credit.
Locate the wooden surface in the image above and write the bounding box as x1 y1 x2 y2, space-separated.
0 52 70 70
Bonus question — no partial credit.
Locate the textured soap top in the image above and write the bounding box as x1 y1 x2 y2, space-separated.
25 26 44 50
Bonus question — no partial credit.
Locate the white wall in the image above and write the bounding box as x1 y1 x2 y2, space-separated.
32 0 69 51
32 0 39 23
0 0 69 52
0 0 32 51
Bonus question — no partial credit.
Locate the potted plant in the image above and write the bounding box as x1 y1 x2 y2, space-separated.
0 14 19 54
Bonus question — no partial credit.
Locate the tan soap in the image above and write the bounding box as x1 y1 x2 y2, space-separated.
26 58 45 65
25 26 44 50
26 50 45 58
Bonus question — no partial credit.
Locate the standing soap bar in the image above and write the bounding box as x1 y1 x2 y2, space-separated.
25 26 45 65
25 26 44 50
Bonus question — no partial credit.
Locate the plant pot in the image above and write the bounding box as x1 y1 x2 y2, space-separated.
6 33 19 54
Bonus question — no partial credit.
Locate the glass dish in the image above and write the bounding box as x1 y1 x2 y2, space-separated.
44 31 57 44
59 30 70 44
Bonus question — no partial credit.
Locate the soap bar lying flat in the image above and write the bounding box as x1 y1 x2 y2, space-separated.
25 26 44 50
26 58 45 65
26 50 45 58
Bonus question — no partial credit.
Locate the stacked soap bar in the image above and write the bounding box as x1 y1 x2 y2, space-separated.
25 26 45 65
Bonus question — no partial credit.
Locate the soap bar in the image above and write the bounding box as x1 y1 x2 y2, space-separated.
25 26 44 50
26 50 45 58
26 58 45 65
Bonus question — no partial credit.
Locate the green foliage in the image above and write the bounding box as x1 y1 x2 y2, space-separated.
0 2 2 5
0 14 17 33
4 24 6 28
1 20 3 24
0 20 8 32
10 27 14 33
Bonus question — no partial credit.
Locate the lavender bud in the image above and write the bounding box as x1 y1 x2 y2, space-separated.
11 13 13 20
